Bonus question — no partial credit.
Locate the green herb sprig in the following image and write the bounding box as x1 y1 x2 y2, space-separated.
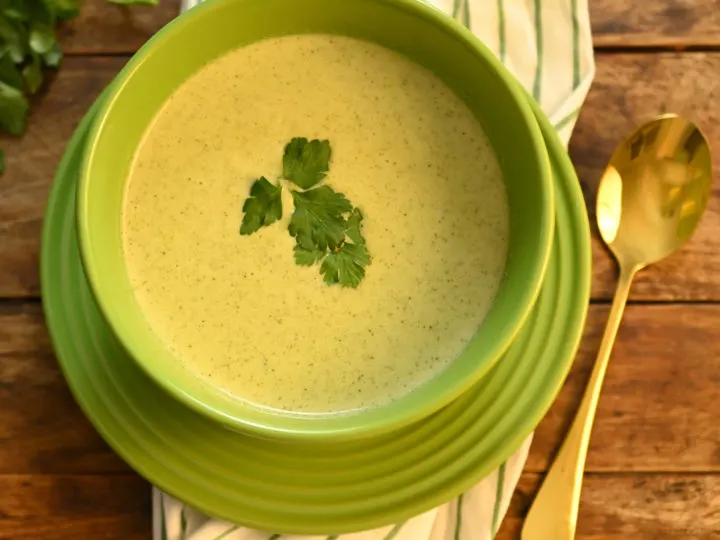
240 137 371 288
0 0 158 174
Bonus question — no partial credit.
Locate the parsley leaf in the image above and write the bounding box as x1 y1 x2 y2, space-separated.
320 243 371 288
0 0 155 174
3 1 30 22
293 244 326 266
42 41 62 67
0 80 29 135
0 16 30 63
22 52 42 94
29 23 56 55
288 185 351 250
44 0 83 20
239 177 283 235
345 207 366 245
0 54 24 91
282 137 331 189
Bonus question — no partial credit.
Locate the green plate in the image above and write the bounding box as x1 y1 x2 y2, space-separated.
41 95 590 535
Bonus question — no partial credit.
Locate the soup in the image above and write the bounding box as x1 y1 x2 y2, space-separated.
123 34 509 413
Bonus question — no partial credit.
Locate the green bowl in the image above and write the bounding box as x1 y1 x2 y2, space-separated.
77 0 554 441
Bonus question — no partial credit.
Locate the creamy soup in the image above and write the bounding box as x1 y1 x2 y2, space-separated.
123 34 509 413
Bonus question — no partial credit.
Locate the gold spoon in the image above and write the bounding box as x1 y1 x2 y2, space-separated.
522 114 712 540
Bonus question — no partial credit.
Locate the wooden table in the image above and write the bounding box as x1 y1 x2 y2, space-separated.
1 1 719 538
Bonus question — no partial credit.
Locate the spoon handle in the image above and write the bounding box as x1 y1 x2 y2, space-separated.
521 263 637 540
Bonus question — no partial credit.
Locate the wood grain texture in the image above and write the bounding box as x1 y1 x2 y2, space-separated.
1 303 718 475
0 57 124 298
526 304 720 473
59 0 179 55
0 474 150 540
571 52 720 300
0 303 132 474
53 0 720 53
2 54 720 299
497 473 720 539
2 472 720 539
592 0 720 48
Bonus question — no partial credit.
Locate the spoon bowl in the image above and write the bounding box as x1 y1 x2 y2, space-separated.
597 114 712 269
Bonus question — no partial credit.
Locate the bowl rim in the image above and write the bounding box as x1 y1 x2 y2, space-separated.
76 0 554 440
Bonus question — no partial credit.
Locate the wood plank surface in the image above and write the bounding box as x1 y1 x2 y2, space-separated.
591 0 720 48
2 54 720 300
525 304 720 473
52 0 720 53
497 473 720 539
0 303 132 475
2 472 719 539
59 0 179 55
0 475 150 540
0 57 123 299
2 302 718 475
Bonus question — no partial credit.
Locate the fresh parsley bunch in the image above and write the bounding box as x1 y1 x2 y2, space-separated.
240 137 371 288
0 0 157 173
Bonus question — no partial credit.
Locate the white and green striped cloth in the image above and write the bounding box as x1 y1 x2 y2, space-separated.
155 0 595 538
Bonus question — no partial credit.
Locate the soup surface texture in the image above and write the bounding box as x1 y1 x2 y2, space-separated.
123 34 509 413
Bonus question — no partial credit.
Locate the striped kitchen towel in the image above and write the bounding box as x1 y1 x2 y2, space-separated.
156 0 595 538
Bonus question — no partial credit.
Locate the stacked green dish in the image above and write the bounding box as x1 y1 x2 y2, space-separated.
40 0 590 535
41 95 589 534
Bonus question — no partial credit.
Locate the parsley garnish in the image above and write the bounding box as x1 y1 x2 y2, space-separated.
282 137 331 189
239 138 370 288
293 244 326 266
345 208 366 245
239 177 282 235
288 186 351 251
320 242 370 288
0 0 156 174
